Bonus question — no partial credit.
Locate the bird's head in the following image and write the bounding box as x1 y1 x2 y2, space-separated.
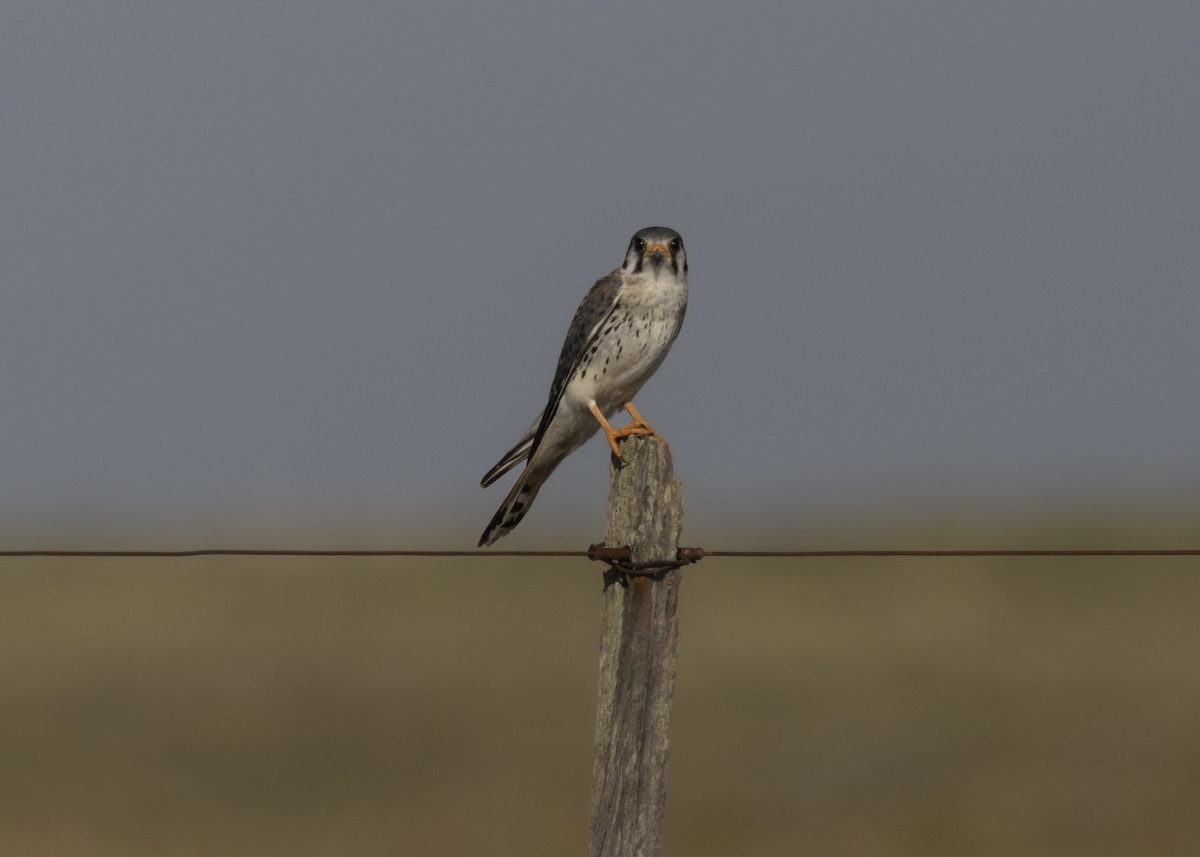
623 226 686 280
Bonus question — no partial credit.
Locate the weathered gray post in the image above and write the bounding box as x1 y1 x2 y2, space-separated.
587 436 684 857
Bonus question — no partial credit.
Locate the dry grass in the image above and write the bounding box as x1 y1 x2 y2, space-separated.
2 532 1199 855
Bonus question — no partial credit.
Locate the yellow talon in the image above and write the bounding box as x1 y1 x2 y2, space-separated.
615 402 664 443
588 401 665 458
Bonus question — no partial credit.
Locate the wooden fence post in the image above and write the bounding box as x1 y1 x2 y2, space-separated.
587 436 684 857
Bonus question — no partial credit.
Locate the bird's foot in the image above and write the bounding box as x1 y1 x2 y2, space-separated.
615 402 665 443
590 401 665 459
611 420 662 444
607 402 665 458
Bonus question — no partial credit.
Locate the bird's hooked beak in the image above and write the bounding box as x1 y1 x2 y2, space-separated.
647 242 668 266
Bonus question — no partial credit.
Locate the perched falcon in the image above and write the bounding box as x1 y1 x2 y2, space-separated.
479 226 689 547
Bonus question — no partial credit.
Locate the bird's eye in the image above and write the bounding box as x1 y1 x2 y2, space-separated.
669 238 681 253
633 237 647 253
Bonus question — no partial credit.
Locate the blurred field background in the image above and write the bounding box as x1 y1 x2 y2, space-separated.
3 513 1199 857
5 4 1199 854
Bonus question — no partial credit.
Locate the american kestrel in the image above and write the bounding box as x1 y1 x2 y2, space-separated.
479 226 689 547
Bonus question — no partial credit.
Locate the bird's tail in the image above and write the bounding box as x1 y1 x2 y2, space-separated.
478 461 550 547
480 421 539 488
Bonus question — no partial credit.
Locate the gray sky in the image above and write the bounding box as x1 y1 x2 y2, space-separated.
3 2 1198 547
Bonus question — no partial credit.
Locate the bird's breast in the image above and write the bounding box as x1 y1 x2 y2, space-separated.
566 275 687 414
